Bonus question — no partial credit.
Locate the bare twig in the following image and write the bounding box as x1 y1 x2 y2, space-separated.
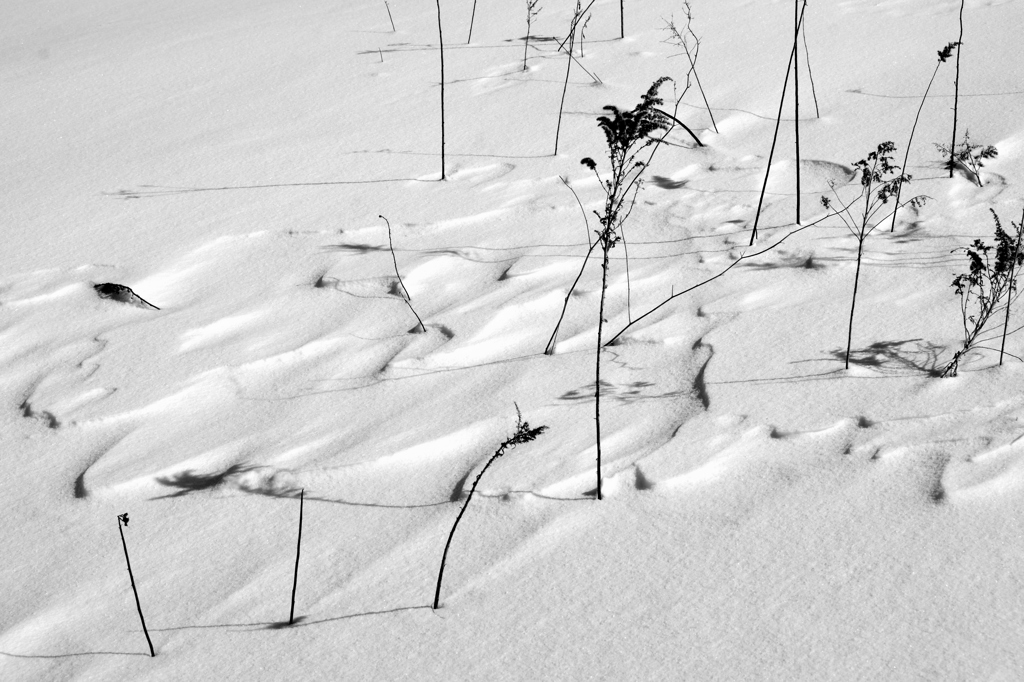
380 215 426 333
467 0 478 44
288 489 304 625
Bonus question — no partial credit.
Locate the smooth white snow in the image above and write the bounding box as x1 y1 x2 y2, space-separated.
2 0 1024 679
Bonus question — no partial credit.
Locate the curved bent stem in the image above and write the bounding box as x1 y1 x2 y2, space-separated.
605 218 820 346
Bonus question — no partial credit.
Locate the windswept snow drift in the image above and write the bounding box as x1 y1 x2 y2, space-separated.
2 0 1024 679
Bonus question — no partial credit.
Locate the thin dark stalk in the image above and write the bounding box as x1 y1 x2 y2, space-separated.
651 109 703 147
524 0 541 72
619 0 624 39
891 54 946 232
846 238 864 369
545 239 599 355
621 224 631 322
750 2 807 245
433 409 546 609
380 215 426 333
680 19 716 133
554 4 581 156
385 1 396 31
676 2 716 132
289 489 304 625
467 0 478 44
379 48 384 63
117 514 154 657
595 242 610 500
688 67 716 134
580 13 590 57
794 0 802 224
950 0 964 179
801 9 819 118
1000 208 1024 365
435 0 446 180
560 175 592 247
556 0 596 52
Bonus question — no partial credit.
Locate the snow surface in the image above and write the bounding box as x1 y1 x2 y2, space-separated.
3 0 1024 679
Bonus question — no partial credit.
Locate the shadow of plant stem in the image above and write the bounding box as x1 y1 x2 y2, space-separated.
433 405 547 610
154 464 258 498
830 339 945 376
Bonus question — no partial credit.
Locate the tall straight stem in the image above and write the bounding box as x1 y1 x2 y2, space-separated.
435 0 446 180
749 2 806 245
950 0 964 178
467 0 477 44
289 489 304 625
619 0 624 39
554 20 576 155
794 0 802 224
118 519 155 657
595 240 610 501
385 1 396 31
801 13 819 118
846 239 865 369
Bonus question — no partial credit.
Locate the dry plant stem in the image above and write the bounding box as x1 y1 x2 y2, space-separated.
554 3 582 156
950 0 964 179
385 1 396 31
580 13 590 57
619 0 624 39
561 176 592 247
750 2 807 245
1000 208 1024 364
289 489 304 625
845 239 864 369
524 0 541 72
891 56 946 231
380 215 426 332
555 0 596 52
801 12 819 118
435 0 446 180
432 411 546 609
621 224 631 321
606 218 819 345
678 3 717 133
117 515 155 657
794 0 803 223
544 239 599 355
467 0 478 44
554 10 601 86
595 240 611 500
651 109 703 147
379 48 383 63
